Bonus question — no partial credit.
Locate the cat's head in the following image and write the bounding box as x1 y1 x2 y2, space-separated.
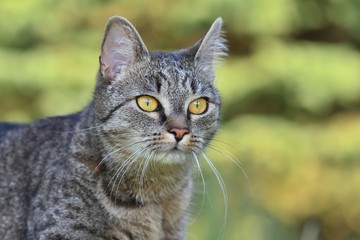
94 16 227 163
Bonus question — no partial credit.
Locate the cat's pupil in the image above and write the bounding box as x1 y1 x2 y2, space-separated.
194 101 200 108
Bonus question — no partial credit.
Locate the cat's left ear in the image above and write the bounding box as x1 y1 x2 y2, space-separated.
186 17 227 71
99 16 149 82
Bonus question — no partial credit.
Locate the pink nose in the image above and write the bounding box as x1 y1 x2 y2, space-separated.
169 128 190 142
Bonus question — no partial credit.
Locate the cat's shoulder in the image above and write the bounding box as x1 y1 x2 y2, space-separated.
0 113 81 142
31 113 81 132
0 122 26 132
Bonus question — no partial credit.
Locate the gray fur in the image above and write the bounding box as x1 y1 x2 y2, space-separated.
0 16 226 240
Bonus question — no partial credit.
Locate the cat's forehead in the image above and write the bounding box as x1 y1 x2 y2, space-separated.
148 52 193 75
146 53 206 93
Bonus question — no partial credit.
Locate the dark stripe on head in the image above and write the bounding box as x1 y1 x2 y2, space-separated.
99 99 132 122
154 75 162 93
190 78 198 94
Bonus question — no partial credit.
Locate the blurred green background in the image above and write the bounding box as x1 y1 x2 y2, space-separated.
1 0 360 239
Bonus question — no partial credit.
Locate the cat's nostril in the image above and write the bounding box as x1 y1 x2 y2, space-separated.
169 128 190 142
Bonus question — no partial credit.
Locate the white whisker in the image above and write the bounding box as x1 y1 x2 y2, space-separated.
140 151 153 183
189 152 207 225
91 145 118 177
112 148 147 197
207 144 253 196
208 135 255 154
201 151 228 240
138 151 154 199
61 125 104 133
92 140 148 177
108 147 145 197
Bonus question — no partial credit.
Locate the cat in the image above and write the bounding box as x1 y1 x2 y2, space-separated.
0 16 227 240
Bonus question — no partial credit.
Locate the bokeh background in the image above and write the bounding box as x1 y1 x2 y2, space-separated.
1 0 360 239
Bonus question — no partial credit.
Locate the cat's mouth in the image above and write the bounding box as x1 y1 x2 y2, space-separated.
153 143 189 154
142 138 195 163
169 145 186 153
153 138 197 158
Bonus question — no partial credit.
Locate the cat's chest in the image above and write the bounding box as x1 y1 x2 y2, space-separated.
96 184 165 240
109 205 165 240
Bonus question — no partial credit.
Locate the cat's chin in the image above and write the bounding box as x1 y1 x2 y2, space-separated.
151 150 193 164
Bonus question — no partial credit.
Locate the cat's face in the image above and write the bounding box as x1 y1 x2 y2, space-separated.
94 17 226 163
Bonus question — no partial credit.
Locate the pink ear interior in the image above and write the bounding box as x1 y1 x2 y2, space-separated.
99 17 149 82
100 24 132 81
100 40 128 81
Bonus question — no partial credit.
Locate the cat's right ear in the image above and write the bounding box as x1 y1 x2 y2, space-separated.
99 16 149 82
183 17 227 72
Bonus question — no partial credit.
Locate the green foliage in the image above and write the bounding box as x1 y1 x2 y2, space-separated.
1 0 360 239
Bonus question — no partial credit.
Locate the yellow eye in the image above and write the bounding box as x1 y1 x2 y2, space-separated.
136 95 159 112
188 98 208 115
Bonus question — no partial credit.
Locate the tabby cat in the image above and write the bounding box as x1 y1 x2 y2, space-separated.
0 16 227 240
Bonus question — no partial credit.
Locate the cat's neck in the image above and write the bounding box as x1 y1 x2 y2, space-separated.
98 155 194 205
70 101 103 169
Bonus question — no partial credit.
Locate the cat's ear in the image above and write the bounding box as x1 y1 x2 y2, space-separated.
99 16 149 81
187 17 227 71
